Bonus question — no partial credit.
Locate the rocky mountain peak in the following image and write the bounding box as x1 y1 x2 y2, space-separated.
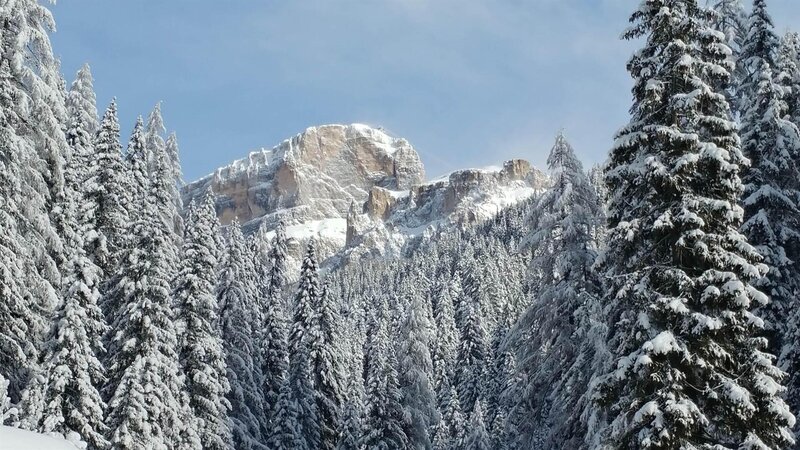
184 123 425 227
183 124 547 272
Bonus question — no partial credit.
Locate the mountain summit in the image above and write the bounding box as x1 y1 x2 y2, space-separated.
183 123 546 269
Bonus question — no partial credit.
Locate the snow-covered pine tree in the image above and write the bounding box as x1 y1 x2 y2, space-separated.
0 58 44 405
290 239 321 356
738 0 780 115
398 292 438 449
457 252 481 329
772 32 800 442
547 282 610 450
219 220 266 450
588 163 609 215
145 102 166 175
147 106 183 246
462 401 490 450
103 167 199 450
260 222 290 423
61 66 99 275
359 303 408 449
267 367 305 450
17 0 71 283
709 0 748 113
738 1 800 357
710 0 747 53
490 409 510 450
485 312 516 436
336 378 364 450
19 159 109 449
310 281 346 449
66 64 99 135
281 238 325 448
455 294 487 415
0 0 69 400
123 116 150 222
64 64 98 200
477 254 506 331
174 194 232 450
431 417 452 450
0 374 15 423
165 132 184 187
87 99 129 277
777 32 800 124
99 115 148 328
162 132 184 236
512 132 604 448
286 336 321 450
432 280 458 406
594 1 795 447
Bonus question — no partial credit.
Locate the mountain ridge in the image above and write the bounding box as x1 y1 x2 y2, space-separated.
183 123 548 271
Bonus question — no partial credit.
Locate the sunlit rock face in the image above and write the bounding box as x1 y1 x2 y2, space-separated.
183 124 546 273
184 124 425 226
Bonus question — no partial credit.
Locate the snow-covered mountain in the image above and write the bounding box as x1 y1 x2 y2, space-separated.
183 124 547 269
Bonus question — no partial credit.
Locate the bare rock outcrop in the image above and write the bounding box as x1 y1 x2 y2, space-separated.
183 124 546 273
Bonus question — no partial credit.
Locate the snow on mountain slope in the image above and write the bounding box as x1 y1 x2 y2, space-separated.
1 426 81 449
183 124 547 272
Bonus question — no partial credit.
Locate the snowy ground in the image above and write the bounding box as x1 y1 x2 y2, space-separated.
1 426 80 450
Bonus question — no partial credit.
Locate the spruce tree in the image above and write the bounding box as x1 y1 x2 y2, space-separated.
174 195 232 450
219 221 266 450
162 132 184 236
99 116 148 327
20 181 109 449
310 281 346 449
463 402 490 450
261 222 290 423
432 280 458 401
490 409 510 450
336 379 364 450
710 0 747 55
0 374 14 423
439 385 465 449
104 175 199 450
0 0 68 400
431 418 452 450
455 297 486 415
0 58 43 404
17 0 71 285
123 117 150 223
513 132 604 447
485 321 516 437
286 338 321 450
66 64 99 135
283 238 325 448
267 369 305 450
738 2 800 355
145 102 166 175
148 107 183 249
88 99 130 277
709 0 748 112
738 0 780 114
64 64 98 199
777 32 800 123
398 293 438 449
594 1 795 448
359 311 408 449
290 239 321 355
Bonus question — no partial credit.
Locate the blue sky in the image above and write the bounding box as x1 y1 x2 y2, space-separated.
50 1 800 181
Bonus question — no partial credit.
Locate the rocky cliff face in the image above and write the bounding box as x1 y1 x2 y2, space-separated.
184 124 425 226
183 124 547 272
